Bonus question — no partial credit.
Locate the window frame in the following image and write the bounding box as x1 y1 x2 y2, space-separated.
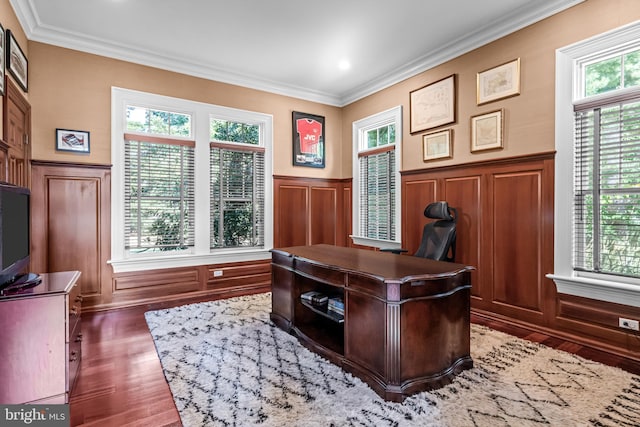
549 21 640 308
110 87 273 273
351 106 402 249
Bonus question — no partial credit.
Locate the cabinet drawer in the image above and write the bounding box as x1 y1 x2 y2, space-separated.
68 320 82 397
68 283 82 320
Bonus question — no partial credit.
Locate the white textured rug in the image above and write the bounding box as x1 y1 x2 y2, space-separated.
145 293 640 427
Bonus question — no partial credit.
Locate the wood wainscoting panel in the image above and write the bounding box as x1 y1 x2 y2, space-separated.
555 294 640 358
443 176 482 299
114 268 200 292
310 187 337 245
207 259 271 291
112 267 201 304
0 140 8 183
274 185 308 247
31 162 111 310
401 153 554 328
343 186 352 247
492 170 544 319
108 260 271 311
401 179 437 255
274 176 351 248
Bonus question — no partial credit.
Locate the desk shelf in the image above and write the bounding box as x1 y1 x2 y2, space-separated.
300 300 344 324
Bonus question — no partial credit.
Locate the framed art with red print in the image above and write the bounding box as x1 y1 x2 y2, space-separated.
292 111 325 168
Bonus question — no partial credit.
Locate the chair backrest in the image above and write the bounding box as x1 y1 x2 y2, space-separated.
413 201 457 262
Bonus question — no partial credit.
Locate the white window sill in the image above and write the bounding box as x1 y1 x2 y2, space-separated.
109 248 272 273
547 273 640 308
350 235 402 250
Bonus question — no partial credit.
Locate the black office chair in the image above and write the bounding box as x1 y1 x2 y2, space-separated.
383 201 457 262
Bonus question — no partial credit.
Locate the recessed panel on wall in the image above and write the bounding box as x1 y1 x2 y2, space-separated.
277 186 309 247
492 171 543 313
443 176 482 298
46 177 101 297
402 180 437 254
310 187 337 245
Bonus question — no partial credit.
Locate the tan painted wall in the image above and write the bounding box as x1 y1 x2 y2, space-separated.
0 0 28 135
28 43 343 178
341 0 640 176
6 0 640 179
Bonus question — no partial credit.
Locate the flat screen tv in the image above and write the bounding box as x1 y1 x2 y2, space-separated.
0 183 31 289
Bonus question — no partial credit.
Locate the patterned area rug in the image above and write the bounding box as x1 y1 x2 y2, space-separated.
145 293 640 427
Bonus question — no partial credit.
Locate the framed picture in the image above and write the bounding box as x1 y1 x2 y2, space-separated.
471 109 504 152
0 23 5 96
292 111 325 168
56 128 90 153
422 129 452 161
6 29 27 92
410 74 456 134
477 58 520 105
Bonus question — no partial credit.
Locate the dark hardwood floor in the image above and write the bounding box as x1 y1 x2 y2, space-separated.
70 290 640 426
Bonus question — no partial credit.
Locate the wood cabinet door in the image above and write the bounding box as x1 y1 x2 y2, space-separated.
3 78 31 188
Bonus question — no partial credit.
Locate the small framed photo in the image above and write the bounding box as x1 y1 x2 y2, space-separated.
471 109 503 152
477 58 520 105
292 111 325 168
0 23 6 96
6 29 27 92
56 129 90 153
423 129 452 161
410 74 456 134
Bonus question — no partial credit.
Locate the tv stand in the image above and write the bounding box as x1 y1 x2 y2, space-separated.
0 271 82 404
0 272 42 293
271 244 474 402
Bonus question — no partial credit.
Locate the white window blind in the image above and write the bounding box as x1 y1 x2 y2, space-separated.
574 97 640 279
210 143 265 249
124 134 195 254
359 148 396 241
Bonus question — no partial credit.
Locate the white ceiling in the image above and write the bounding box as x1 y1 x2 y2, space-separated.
10 0 583 106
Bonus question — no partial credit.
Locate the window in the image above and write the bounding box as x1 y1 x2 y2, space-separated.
351 106 402 249
551 21 640 307
574 97 640 278
210 119 265 249
125 135 195 255
111 88 273 272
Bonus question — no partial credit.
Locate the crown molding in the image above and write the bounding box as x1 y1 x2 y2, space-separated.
10 0 584 107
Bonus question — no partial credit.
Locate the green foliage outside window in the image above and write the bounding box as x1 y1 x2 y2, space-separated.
585 49 640 96
124 110 195 254
366 124 395 149
578 53 640 277
210 119 263 249
126 106 191 137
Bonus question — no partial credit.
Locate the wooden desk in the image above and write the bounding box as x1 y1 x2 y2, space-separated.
270 244 474 402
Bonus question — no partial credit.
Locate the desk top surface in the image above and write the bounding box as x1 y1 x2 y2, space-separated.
272 244 473 282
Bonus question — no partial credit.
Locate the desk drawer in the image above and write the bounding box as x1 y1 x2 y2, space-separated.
271 250 294 268
347 274 385 298
67 319 82 397
68 283 82 319
295 260 345 286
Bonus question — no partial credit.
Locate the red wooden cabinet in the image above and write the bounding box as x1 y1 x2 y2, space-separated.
0 271 82 404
